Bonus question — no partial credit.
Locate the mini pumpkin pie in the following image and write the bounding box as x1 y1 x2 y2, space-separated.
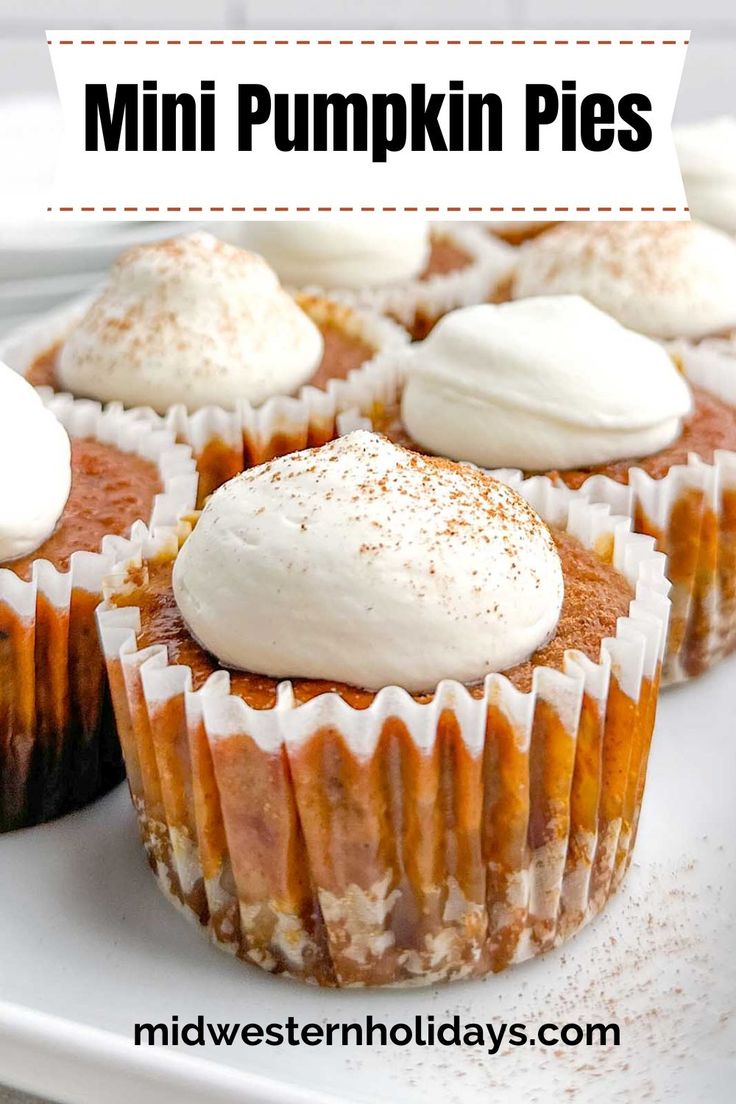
344 296 736 684
238 219 515 340
0 362 197 831
10 232 407 503
509 220 736 341
97 431 669 987
675 117 736 235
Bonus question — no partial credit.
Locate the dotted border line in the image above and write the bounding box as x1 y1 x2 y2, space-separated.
47 206 691 214
47 38 690 47
48 37 689 216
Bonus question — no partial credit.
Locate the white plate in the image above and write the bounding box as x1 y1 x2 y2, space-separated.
0 653 734 1104
0 274 104 321
0 296 92 370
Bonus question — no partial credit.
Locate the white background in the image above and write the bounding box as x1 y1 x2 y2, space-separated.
1 0 733 123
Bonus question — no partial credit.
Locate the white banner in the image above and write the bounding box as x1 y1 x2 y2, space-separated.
46 29 690 222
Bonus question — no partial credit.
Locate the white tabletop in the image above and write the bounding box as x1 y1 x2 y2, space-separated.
0 1090 46 1104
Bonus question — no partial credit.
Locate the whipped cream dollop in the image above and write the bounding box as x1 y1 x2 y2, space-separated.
401 297 693 471
675 117 736 234
512 221 736 340
173 431 563 692
58 233 324 413
0 362 71 562
240 219 432 289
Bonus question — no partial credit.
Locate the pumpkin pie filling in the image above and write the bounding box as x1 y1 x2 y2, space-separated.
395 235 474 341
1 438 162 579
549 387 736 487
419 235 472 281
26 319 376 397
26 243 470 397
372 384 736 489
112 528 632 702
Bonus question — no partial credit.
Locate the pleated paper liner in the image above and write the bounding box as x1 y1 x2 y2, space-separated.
288 224 516 341
0 395 198 833
163 295 409 503
336 338 736 686
0 291 409 507
97 489 670 988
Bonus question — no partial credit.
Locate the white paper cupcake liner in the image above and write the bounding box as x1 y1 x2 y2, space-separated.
338 339 736 686
291 224 516 339
0 292 409 505
97 487 669 988
0 396 198 831
163 295 409 502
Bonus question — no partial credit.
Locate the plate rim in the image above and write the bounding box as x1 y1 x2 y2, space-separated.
0 997 353 1104
0 294 92 371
